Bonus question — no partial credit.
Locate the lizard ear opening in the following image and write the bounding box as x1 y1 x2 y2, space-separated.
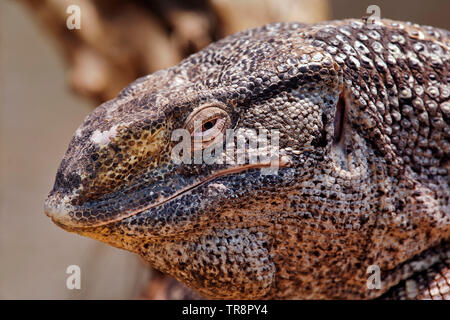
333 91 346 145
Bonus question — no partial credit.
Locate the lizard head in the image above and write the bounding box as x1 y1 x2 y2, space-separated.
45 23 346 298
44 21 449 299
45 24 343 226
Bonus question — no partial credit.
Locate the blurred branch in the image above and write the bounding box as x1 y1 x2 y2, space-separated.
19 0 329 104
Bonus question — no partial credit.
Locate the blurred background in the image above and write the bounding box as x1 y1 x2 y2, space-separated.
1 0 448 299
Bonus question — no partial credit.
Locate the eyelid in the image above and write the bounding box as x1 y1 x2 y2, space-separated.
185 105 230 133
184 103 231 147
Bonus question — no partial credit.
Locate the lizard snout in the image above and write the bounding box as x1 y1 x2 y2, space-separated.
44 100 172 229
44 192 78 229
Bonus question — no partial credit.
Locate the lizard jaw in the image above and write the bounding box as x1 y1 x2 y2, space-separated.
44 159 291 230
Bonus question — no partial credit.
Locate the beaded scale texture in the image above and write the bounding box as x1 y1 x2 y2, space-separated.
45 19 449 299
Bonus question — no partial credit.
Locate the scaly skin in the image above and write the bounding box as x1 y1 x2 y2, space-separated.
45 19 449 299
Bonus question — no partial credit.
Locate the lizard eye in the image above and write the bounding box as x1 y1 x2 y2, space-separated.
184 104 230 148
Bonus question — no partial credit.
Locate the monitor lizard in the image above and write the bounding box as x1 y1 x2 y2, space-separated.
44 18 449 299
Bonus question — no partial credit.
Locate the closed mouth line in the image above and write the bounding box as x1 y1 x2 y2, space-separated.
54 161 289 228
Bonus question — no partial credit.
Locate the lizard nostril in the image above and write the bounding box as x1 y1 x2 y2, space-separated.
52 171 81 195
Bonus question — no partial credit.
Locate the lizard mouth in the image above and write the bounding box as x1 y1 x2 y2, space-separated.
45 160 290 229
